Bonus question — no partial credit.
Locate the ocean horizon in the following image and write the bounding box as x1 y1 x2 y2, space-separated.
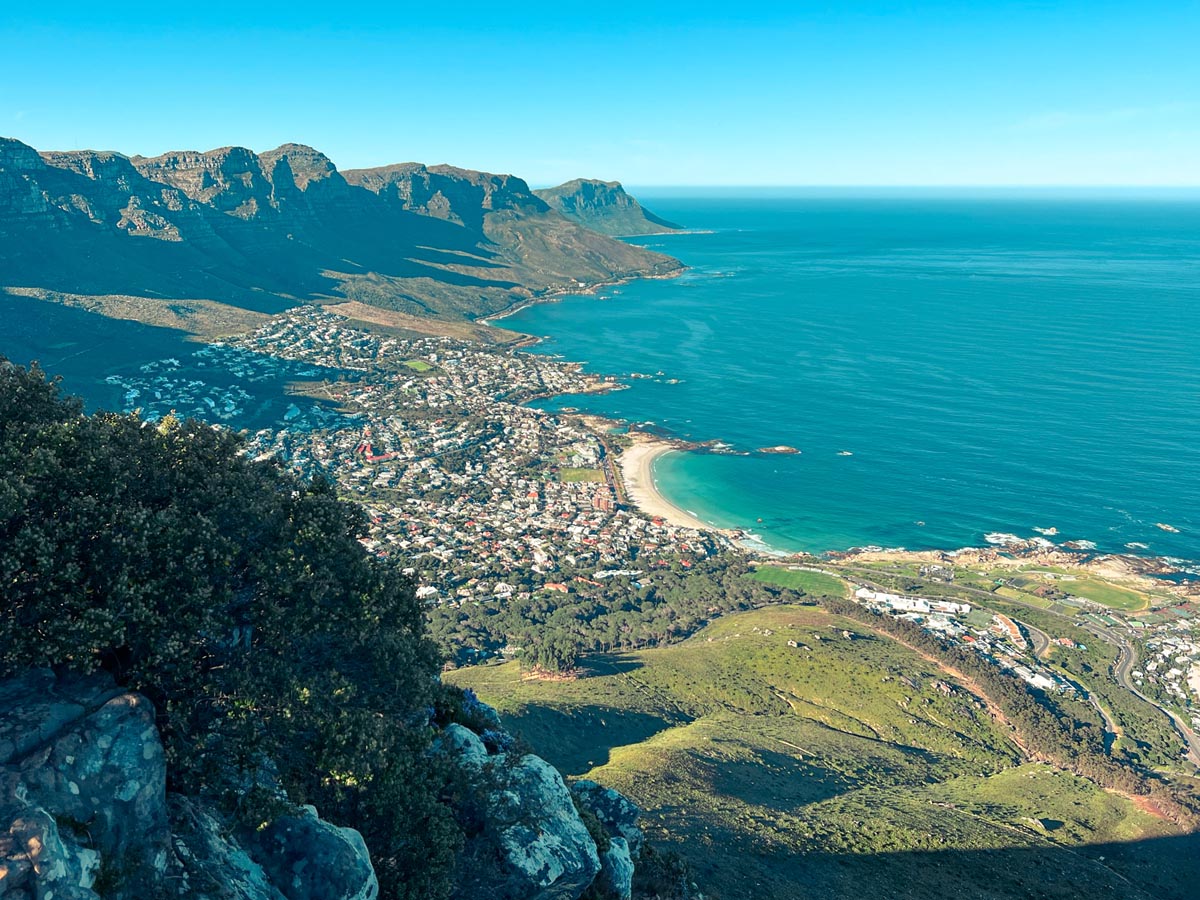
507 193 1200 567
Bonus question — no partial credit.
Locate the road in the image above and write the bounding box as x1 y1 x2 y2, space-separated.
830 561 1200 770
1080 620 1200 769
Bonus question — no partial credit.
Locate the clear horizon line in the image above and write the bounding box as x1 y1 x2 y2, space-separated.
615 183 1200 189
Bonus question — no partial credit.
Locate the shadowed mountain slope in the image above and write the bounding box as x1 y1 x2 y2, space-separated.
0 138 682 325
535 178 683 235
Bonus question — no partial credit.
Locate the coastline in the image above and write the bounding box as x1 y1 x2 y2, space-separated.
566 397 1198 594
479 268 685 328
494 261 1198 595
607 431 1197 595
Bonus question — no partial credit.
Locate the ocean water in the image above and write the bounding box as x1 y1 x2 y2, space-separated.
506 193 1200 563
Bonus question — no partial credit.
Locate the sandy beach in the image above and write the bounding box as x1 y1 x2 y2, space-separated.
617 437 715 532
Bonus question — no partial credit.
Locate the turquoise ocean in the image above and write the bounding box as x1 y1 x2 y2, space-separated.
506 193 1200 566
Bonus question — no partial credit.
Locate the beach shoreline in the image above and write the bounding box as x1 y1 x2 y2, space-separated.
615 436 717 533
571 421 1198 595
501 268 1198 595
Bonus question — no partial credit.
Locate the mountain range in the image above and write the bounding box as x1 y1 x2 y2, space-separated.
0 138 682 333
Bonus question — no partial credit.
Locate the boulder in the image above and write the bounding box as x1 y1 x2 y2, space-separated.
164 796 284 900
570 780 643 859
458 754 601 900
249 805 378 900
0 670 168 900
596 837 635 900
0 670 375 900
0 804 100 900
440 722 490 769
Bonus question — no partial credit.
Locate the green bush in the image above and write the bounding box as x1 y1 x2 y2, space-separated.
0 360 461 898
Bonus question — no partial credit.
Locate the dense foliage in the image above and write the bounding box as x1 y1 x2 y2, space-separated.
431 553 787 671
0 360 463 899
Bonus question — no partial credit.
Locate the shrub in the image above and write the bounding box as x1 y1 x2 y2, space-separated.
0 359 462 898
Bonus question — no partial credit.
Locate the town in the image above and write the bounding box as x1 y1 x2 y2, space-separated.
221 306 725 609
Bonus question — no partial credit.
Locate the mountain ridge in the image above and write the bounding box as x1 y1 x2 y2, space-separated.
0 137 682 330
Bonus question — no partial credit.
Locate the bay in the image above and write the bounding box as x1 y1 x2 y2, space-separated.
506 192 1200 563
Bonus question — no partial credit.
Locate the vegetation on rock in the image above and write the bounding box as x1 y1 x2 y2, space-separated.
0 359 466 898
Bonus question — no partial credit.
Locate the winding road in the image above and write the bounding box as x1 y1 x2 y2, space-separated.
830 561 1200 770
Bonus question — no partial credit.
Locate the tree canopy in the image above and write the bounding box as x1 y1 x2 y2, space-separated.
0 359 461 898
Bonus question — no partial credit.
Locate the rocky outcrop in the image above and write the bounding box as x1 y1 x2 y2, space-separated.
571 780 644 859
0 137 683 323
488 754 601 900
0 670 375 900
344 163 549 231
248 806 378 900
534 179 681 236
434 701 649 900
0 669 167 900
571 780 644 900
596 838 635 900
0 670 646 900
442 728 601 900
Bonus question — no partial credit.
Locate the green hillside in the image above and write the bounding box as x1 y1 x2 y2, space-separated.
450 605 1195 900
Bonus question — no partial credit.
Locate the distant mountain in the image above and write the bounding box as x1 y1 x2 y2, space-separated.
534 179 682 236
0 138 682 329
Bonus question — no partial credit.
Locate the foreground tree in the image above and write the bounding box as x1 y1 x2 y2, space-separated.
0 359 463 898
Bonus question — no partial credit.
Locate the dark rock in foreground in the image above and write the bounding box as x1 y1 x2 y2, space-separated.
0 669 644 900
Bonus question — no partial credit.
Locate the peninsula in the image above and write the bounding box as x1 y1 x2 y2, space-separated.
534 178 684 236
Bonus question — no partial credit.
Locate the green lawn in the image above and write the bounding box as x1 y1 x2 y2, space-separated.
1006 567 1149 611
1063 577 1148 611
403 358 435 372
749 566 849 598
558 467 604 483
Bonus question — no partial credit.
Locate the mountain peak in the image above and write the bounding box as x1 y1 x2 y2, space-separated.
0 137 47 170
260 143 341 190
0 137 683 322
534 179 681 235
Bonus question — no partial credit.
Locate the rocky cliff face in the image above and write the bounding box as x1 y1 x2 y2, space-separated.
0 670 644 900
0 138 683 323
344 163 549 230
534 179 681 236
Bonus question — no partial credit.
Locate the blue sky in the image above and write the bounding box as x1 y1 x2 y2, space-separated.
2 2 1197 186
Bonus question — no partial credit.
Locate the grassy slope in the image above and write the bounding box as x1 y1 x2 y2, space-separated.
450 605 1189 900
750 565 850 597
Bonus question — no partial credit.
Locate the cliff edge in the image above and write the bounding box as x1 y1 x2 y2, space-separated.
534 180 682 236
